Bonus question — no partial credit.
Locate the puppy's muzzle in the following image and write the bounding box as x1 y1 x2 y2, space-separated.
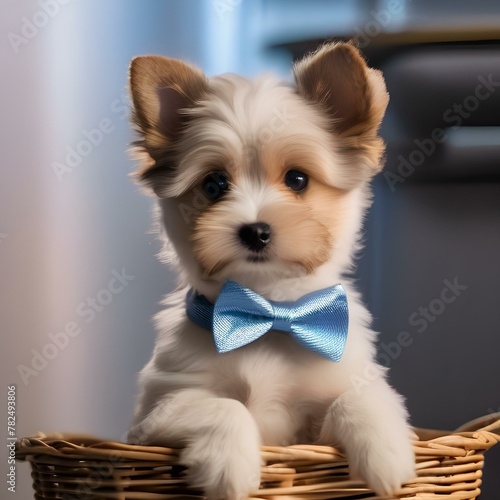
239 222 271 253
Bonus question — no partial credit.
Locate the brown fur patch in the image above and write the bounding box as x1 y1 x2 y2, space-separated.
191 203 243 277
262 178 347 272
259 139 334 190
293 42 389 174
129 56 208 178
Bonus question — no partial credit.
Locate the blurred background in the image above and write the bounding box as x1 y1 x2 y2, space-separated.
2 0 499 498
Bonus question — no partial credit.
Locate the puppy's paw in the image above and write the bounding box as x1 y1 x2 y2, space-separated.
320 382 416 497
181 433 261 500
350 431 415 496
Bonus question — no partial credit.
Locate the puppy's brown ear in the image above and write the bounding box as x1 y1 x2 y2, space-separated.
294 42 389 174
129 56 208 183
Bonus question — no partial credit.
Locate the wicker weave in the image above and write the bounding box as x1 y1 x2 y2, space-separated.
17 413 500 500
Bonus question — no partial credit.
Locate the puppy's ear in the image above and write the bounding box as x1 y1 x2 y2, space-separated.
294 42 389 175
129 56 208 185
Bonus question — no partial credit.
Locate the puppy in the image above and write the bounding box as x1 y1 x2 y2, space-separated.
127 42 415 499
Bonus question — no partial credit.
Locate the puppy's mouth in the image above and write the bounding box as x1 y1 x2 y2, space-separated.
246 254 269 263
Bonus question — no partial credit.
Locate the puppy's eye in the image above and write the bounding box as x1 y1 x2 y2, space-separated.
285 169 308 192
202 172 229 200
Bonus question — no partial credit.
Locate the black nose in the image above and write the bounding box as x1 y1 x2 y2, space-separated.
238 222 271 252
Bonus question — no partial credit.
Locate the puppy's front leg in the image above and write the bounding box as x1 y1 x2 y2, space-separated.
129 388 261 500
319 373 415 496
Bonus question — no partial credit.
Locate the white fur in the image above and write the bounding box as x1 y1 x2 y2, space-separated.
130 72 415 499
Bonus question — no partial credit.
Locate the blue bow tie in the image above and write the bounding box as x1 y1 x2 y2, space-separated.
185 281 348 362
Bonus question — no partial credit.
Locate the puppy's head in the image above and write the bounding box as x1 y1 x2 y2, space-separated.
129 42 388 295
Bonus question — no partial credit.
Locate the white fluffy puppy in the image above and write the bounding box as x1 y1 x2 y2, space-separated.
127 42 415 500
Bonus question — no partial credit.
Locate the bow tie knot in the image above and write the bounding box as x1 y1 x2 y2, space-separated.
186 280 349 362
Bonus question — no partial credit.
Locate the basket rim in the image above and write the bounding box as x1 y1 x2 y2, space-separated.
15 414 500 500
16 413 500 462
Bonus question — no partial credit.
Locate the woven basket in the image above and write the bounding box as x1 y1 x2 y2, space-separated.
17 413 500 500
